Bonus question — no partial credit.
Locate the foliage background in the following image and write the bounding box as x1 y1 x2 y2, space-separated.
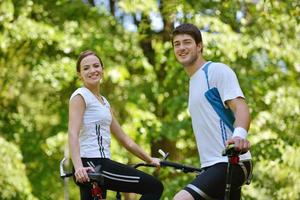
0 0 299 199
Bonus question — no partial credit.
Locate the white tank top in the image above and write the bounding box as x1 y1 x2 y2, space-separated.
70 87 112 158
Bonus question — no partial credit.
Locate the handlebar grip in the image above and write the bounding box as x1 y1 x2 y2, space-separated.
60 171 104 182
222 144 244 156
61 172 74 178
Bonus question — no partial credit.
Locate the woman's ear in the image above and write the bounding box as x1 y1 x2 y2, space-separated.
100 70 104 83
77 72 82 80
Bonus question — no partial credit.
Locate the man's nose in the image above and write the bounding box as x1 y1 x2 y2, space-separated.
177 43 186 50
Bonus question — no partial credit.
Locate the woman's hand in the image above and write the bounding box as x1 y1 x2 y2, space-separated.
74 166 95 183
147 157 161 167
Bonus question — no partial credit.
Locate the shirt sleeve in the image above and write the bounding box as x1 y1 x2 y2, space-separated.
210 63 245 107
70 88 89 107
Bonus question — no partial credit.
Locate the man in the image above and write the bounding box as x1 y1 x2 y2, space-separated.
172 23 252 200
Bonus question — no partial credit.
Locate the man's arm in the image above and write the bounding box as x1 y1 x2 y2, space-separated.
226 97 251 151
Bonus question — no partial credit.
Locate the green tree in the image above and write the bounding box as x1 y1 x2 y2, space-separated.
0 0 299 199
0 137 37 200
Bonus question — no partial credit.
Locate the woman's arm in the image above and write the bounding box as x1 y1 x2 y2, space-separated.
110 110 160 166
68 95 93 182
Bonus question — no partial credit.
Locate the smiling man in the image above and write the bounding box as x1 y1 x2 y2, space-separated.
171 23 253 200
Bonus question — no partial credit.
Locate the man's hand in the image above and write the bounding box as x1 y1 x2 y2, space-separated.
226 136 250 153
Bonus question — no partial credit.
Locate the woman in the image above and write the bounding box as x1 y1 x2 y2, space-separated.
68 50 163 200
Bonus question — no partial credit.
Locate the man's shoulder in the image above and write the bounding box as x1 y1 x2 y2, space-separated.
208 62 234 75
210 62 231 69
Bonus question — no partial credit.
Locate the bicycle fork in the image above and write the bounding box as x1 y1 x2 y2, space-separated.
91 182 104 200
224 155 239 200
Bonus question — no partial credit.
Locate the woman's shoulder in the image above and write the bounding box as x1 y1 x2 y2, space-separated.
70 87 91 101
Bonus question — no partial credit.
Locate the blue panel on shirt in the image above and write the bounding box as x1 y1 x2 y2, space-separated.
205 87 235 132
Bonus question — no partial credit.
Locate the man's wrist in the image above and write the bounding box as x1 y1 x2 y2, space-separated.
233 127 248 139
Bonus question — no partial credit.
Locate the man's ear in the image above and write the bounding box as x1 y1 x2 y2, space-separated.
197 42 203 53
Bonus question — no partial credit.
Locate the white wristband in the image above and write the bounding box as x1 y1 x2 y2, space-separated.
232 127 248 139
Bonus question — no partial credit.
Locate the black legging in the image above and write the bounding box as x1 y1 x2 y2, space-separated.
75 158 163 200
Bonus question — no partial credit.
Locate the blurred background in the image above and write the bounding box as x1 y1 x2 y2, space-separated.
0 0 299 199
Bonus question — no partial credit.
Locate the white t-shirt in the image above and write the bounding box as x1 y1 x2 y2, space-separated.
188 61 251 168
70 87 112 158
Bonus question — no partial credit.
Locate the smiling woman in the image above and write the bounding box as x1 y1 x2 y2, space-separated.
68 50 163 200
76 51 106 105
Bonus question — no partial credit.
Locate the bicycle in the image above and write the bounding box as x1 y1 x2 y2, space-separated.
157 146 245 200
60 158 107 199
60 149 202 200
60 146 244 200
222 144 247 200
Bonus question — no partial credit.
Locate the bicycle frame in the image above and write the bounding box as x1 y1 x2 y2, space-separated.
222 144 245 200
60 149 202 200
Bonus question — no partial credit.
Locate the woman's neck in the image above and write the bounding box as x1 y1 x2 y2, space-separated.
84 84 100 96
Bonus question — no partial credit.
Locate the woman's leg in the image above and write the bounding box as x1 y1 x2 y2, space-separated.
79 184 92 200
84 158 163 200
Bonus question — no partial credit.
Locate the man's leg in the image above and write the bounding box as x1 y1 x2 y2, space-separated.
173 190 199 200
173 161 251 200
173 163 230 200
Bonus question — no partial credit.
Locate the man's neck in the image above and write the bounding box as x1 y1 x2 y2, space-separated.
184 57 207 77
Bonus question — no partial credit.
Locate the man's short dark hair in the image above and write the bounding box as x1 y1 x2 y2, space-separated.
172 23 203 45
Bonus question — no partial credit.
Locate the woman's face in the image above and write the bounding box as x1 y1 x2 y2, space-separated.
78 55 103 86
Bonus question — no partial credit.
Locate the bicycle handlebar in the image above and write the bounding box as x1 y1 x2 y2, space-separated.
160 160 202 173
133 160 202 174
60 146 242 180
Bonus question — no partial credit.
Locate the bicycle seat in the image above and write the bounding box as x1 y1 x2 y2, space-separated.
88 165 104 185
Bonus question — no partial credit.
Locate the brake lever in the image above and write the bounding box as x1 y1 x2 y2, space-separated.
158 149 169 160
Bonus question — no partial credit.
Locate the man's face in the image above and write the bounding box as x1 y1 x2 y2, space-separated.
173 34 202 67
